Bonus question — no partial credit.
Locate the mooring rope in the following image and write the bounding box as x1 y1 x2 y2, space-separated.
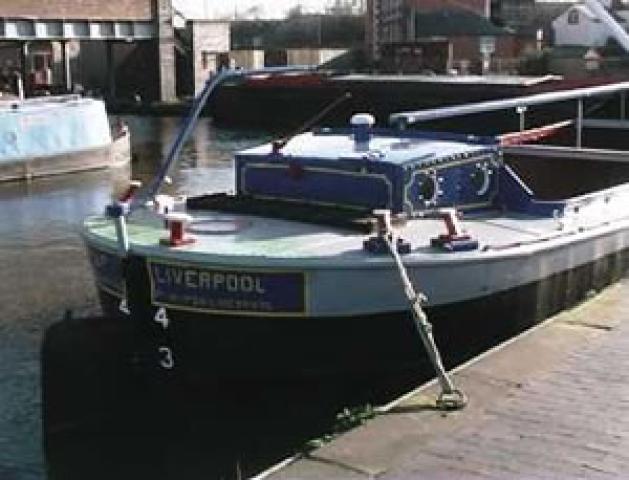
376 211 467 410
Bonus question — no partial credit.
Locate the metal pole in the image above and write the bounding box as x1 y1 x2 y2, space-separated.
621 91 626 120
63 41 72 93
577 98 583 149
106 41 116 102
105 203 130 256
114 214 130 255
516 105 527 132
390 81 629 126
20 41 28 96
16 74 24 100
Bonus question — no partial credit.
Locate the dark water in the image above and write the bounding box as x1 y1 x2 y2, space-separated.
0 169 129 480
0 117 280 480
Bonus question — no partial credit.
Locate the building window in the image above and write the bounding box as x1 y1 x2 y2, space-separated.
201 51 212 70
568 9 579 25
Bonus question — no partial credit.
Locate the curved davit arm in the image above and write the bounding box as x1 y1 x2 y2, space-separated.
584 0 629 54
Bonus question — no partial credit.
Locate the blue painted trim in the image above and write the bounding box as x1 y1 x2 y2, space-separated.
237 145 502 215
240 161 396 211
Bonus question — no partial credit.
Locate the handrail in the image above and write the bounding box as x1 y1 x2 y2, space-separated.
389 81 629 126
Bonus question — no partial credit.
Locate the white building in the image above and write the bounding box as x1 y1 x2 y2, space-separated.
191 21 231 94
552 4 626 47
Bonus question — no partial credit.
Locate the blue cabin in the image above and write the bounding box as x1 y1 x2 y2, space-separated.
236 117 501 217
234 115 629 220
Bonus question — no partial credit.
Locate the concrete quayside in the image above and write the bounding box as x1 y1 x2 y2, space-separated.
260 278 629 479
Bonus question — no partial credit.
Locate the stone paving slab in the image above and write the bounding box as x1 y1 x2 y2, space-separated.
261 280 629 479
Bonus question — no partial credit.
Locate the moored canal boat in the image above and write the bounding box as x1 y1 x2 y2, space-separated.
0 95 130 182
82 75 629 381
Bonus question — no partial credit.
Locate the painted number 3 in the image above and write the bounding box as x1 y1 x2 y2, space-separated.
158 346 174 370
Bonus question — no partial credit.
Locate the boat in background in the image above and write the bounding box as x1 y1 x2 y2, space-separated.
81 73 629 384
0 95 130 182
208 69 629 130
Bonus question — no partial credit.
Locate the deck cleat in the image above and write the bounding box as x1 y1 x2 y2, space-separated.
364 235 411 255
161 212 195 247
364 209 411 255
430 208 479 252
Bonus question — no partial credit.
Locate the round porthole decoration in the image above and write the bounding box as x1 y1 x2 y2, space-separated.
404 169 442 212
412 171 438 207
470 162 493 197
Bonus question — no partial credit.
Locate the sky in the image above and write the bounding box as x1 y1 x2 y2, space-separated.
173 0 331 19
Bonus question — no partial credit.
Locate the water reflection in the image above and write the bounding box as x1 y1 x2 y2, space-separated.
0 168 131 480
124 116 272 197
0 116 272 480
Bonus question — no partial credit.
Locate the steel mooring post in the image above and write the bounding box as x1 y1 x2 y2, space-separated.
516 105 527 132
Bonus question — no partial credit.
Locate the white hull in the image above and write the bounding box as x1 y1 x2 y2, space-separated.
83 201 629 318
0 131 130 182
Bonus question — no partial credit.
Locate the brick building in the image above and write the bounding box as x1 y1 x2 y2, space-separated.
366 0 535 73
0 0 152 19
0 0 226 102
366 0 491 60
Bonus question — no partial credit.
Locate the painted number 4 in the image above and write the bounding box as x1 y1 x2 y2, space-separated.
154 307 170 329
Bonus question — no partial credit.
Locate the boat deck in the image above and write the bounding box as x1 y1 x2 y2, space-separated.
84 208 609 266
260 278 629 479
84 194 629 314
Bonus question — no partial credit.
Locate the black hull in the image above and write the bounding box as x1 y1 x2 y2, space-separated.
210 82 532 131
208 76 618 132
97 248 629 384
